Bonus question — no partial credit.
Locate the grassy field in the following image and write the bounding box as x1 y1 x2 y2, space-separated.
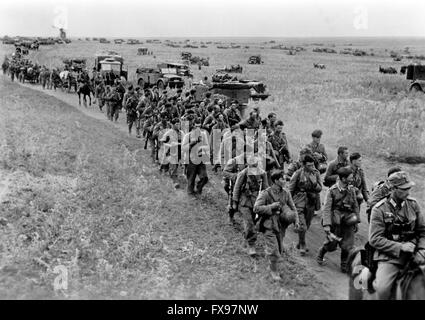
1 37 425 299
0 79 333 299
24 36 425 159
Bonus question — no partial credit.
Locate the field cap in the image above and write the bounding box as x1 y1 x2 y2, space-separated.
388 171 415 189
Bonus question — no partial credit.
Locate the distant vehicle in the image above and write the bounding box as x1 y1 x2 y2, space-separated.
127 39 139 45
63 58 86 72
99 38 110 44
135 65 184 90
137 47 149 55
94 51 128 85
406 64 425 92
216 65 243 73
248 55 263 64
379 65 397 74
114 39 124 44
181 52 192 60
158 62 193 78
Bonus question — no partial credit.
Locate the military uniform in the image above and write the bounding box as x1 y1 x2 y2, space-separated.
318 181 360 271
223 107 242 127
254 184 298 270
105 89 121 121
233 167 269 250
182 129 210 195
160 127 183 186
268 131 290 169
370 195 425 299
124 92 139 134
239 117 260 131
289 167 322 253
307 141 328 174
366 181 392 222
324 157 348 187
351 166 369 205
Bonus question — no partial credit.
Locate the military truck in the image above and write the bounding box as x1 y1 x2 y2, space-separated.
136 65 184 90
193 78 270 118
407 64 425 92
248 55 263 64
94 51 128 85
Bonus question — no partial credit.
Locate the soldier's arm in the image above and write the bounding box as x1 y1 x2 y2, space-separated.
253 190 273 217
324 161 338 186
313 171 323 193
288 170 299 196
223 159 237 179
321 144 328 162
285 162 297 180
261 173 269 189
286 190 297 212
232 171 246 203
360 169 370 202
369 206 403 257
413 202 425 251
322 189 333 226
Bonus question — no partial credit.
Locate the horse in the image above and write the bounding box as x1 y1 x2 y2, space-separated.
77 81 93 107
347 247 425 300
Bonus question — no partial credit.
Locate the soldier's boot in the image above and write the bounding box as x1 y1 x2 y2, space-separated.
247 245 256 257
316 246 327 265
297 232 307 256
340 250 349 273
269 260 281 281
227 207 236 224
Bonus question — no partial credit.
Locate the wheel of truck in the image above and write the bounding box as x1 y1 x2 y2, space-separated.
138 78 145 89
157 80 165 91
410 84 423 93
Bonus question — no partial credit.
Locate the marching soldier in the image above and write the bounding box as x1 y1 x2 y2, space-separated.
182 118 210 196
307 129 328 174
254 170 300 280
289 155 322 256
349 152 369 208
268 120 290 170
232 156 269 256
159 118 183 189
316 167 360 273
222 152 248 223
238 110 260 131
223 102 242 127
123 86 139 135
324 146 349 187
369 171 425 299
366 166 402 222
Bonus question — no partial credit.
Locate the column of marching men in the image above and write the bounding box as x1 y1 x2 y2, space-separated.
2 55 425 298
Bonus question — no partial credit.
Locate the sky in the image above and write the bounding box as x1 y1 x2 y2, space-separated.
1 0 425 38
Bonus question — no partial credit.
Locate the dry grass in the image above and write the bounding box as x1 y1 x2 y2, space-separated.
25 38 425 159
0 79 331 299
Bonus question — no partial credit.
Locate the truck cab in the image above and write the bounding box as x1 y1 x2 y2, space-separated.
94 52 128 84
407 64 425 92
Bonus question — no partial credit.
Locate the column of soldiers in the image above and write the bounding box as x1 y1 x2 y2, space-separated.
4 57 424 295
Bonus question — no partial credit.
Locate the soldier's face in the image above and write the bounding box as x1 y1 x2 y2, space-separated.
304 162 315 172
393 187 410 201
352 158 362 168
345 173 354 185
313 136 321 144
276 125 283 133
341 150 349 160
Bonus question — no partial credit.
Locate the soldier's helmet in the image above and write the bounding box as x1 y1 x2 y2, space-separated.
388 171 415 189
